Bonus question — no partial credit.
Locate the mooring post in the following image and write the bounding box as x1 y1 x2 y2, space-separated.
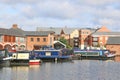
55 58 57 62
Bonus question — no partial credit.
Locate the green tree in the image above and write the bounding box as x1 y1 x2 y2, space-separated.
59 37 67 45
59 37 72 49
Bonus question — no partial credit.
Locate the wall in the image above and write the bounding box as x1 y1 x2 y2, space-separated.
106 44 120 54
79 29 91 49
47 33 55 47
70 29 79 38
26 36 48 50
89 26 110 47
0 35 26 50
106 44 120 62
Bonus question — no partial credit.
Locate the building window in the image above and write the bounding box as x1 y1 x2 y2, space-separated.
75 43 78 46
93 42 98 46
54 37 56 40
75 39 78 42
93 37 98 41
43 38 46 42
37 38 40 42
31 38 34 42
20 37 25 42
15 37 19 43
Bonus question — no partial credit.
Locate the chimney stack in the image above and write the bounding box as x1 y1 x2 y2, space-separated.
12 24 18 29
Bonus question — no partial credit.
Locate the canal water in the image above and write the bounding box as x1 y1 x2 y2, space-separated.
0 60 120 80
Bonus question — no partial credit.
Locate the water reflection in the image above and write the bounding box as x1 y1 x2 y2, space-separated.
0 60 120 80
0 67 12 80
115 56 120 62
11 66 29 80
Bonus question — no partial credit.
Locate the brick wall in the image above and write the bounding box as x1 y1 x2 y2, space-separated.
26 36 49 50
106 44 120 61
106 44 120 54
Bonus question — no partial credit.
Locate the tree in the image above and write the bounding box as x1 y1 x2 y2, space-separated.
59 37 72 49
59 37 67 45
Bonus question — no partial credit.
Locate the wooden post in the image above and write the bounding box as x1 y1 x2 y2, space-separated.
55 58 57 62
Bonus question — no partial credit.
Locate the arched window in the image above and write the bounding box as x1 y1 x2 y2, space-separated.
4 44 12 51
0 44 3 49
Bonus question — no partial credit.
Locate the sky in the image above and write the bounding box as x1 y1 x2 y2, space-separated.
0 0 120 31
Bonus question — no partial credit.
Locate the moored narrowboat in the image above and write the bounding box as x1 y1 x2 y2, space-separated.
31 49 72 62
10 50 41 66
73 49 115 60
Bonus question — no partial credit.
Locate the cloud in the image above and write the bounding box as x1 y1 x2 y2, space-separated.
74 0 120 6
18 1 80 19
0 0 120 31
0 0 38 4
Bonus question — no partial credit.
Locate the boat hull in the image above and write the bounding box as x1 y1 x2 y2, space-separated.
0 60 10 66
29 60 40 65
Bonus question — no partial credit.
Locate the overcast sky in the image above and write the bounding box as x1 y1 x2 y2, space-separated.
0 0 120 31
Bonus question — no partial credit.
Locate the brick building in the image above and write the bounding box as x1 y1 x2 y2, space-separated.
37 27 78 48
25 31 54 50
106 37 120 61
1 24 119 51
88 26 111 49
0 24 26 51
90 32 120 47
0 24 55 51
106 37 120 54
79 28 94 49
37 26 111 49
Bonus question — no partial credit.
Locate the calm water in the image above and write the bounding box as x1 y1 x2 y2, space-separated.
0 60 120 80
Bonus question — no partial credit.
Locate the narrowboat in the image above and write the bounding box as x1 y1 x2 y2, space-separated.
10 50 41 66
73 49 115 60
31 49 72 62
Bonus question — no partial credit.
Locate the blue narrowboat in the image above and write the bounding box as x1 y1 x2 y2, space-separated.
30 49 72 61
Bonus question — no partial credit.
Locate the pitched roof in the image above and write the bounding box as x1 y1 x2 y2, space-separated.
63 28 77 34
91 32 120 37
0 28 8 35
37 27 98 35
97 26 110 32
37 27 78 34
107 37 120 45
0 28 25 36
0 26 54 37
60 29 65 34
25 31 54 36
9 28 25 36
